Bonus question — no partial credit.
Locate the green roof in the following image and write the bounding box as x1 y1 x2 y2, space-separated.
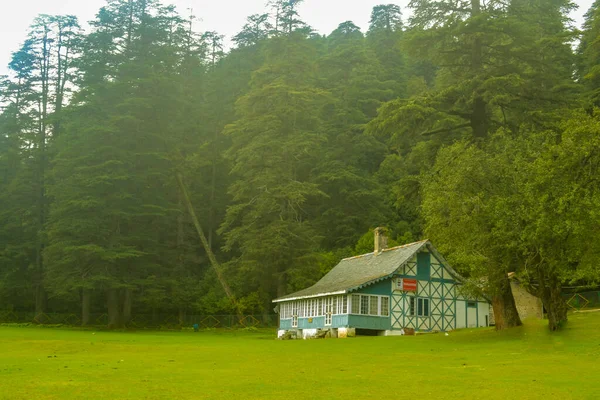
273 240 460 302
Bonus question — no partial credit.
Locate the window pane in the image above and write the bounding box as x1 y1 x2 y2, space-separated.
370 296 378 315
360 295 369 315
351 295 360 314
381 297 389 316
332 297 337 315
343 296 348 314
409 296 415 316
418 298 423 316
424 299 430 316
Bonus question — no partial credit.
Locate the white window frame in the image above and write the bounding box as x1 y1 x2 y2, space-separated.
417 297 430 317
381 296 389 316
348 294 391 317
324 297 333 326
369 295 378 315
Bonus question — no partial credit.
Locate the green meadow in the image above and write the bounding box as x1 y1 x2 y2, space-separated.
1 313 599 400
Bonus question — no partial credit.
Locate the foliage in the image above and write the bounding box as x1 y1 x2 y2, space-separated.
0 0 598 333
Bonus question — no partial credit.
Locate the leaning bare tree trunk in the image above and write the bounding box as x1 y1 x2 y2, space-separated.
107 288 122 329
177 173 243 322
81 288 91 326
491 272 522 330
538 269 567 331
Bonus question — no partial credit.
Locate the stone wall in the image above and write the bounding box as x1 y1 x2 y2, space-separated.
489 279 543 325
511 280 543 320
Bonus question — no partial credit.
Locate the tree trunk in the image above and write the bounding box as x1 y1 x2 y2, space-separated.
178 308 186 326
177 173 240 314
121 288 132 326
34 285 47 316
277 272 287 298
491 272 522 330
537 269 567 331
81 288 91 326
107 288 122 329
469 0 488 139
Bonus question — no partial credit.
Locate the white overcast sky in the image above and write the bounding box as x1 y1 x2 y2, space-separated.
0 0 595 76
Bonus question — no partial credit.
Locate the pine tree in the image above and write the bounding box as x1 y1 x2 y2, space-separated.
45 0 190 327
579 0 600 107
312 21 391 248
366 4 405 97
233 14 272 48
221 32 330 306
0 14 82 316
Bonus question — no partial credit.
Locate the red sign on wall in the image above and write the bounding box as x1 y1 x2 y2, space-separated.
403 279 418 292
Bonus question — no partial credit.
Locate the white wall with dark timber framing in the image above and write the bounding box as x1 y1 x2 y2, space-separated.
391 249 489 332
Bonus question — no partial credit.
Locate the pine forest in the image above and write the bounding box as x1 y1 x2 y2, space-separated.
1 0 600 331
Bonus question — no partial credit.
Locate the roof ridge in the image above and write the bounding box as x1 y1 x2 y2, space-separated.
340 239 428 261
341 252 375 261
381 239 429 253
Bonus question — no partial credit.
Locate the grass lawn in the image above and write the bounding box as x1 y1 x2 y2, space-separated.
1 313 599 399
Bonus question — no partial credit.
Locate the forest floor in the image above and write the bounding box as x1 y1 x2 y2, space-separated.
0 312 599 399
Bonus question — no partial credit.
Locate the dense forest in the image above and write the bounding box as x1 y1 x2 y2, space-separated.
1 0 599 330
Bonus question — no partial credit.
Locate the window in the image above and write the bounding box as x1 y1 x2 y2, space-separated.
324 297 333 326
349 294 390 317
370 296 378 315
409 296 416 316
318 298 323 316
351 294 360 314
342 296 348 314
360 295 369 315
292 315 298 327
332 297 338 315
467 301 477 308
417 298 430 317
381 297 389 316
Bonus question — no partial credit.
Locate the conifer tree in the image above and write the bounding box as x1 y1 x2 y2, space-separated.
221 32 330 305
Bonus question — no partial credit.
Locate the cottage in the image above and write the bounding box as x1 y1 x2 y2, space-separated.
273 229 490 338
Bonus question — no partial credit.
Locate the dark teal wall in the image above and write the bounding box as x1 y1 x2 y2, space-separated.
298 316 325 329
280 319 292 330
355 278 392 296
417 252 431 280
332 314 348 328
348 315 391 330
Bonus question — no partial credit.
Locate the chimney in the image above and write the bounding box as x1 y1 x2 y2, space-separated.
374 227 388 255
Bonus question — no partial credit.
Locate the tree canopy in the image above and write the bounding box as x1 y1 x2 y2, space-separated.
0 0 598 331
